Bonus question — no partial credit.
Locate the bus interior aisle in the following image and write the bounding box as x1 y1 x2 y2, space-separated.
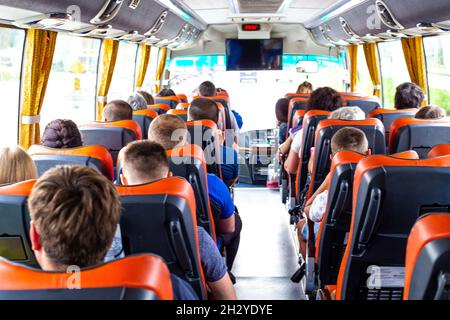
232 186 305 300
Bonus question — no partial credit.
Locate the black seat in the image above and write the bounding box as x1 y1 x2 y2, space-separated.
368 109 417 144
186 120 222 178
116 177 207 299
336 154 450 300
389 118 450 158
345 96 381 115
132 109 158 139
79 120 142 165
167 144 217 240
404 213 450 300
0 180 37 267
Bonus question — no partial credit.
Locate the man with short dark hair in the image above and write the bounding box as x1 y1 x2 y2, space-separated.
28 165 197 300
122 140 237 300
198 81 217 97
103 100 133 122
188 99 239 187
395 82 425 110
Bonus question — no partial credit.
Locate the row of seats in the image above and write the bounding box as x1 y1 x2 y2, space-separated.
0 172 207 299
307 145 450 300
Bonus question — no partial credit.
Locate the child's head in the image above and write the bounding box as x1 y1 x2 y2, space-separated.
28 165 120 271
122 140 170 185
415 105 446 120
0 146 37 185
331 127 369 155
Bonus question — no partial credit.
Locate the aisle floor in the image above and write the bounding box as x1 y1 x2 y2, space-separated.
231 187 305 300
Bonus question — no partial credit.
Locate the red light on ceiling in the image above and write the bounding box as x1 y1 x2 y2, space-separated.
242 24 261 31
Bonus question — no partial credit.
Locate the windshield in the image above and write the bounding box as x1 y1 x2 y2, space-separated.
169 53 348 132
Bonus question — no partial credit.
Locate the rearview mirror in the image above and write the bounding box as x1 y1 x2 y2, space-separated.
296 60 319 73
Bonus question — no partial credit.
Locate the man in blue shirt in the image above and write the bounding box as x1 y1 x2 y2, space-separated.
122 137 236 299
148 113 242 282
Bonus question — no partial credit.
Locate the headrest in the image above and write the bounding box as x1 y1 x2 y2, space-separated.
428 144 450 158
133 109 158 118
186 120 218 130
353 155 450 206
116 177 197 225
389 117 450 147
176 94 188 103
330 151 366 175
148 103 171 112
391 150 420 160
28 145 114 181
155 96 180 103
0 254 173 300
368 108 417 118
193 95 229 102
0 180 36 197
315 118 385 143
79 120 142 140
167 144 205 163
167 109 188 116
285 93 310 98
344 96 381 102
303 110 331 120
177 103 190 110
404 214 450 299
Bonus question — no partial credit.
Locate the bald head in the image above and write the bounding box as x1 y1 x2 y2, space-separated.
188 98 219 124
103 100 133 122
148 114 187 150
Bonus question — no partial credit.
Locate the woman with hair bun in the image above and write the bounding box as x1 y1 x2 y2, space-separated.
41 119 83 149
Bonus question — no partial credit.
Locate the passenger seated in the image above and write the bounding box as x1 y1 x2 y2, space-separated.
137 90 154 105
297 81 313 94
148 114 241 282
297 127 369 258
415 105 447 120
394 82 425 110
282 88 346 174
198 81 217 97
28 165 197 300
188 98 239 187
157 88 176 97
121 140 237 300
41 119 83 149
103 100 133 122
127 92 148 111
275 98 289 145
0 146 37 184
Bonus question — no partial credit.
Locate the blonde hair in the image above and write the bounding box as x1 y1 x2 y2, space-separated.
296 81 313 94
0 146 37 185
330 107 366 121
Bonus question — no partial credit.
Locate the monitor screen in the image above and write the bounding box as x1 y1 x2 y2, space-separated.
226 39 283 71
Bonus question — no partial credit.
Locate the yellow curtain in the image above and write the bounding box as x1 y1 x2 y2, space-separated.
363 43 382 98
135 44 151 90
348 45 358 93
155 47 168 93
401 36 428 103
19 29 57 149
96 39 119 120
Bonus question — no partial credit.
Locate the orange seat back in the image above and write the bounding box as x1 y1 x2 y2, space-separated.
148 103 171 114
167 109 188 121
0 254 173 300
176 94 188 103
28 145 114 181
428 144 450 158
155 96 180 109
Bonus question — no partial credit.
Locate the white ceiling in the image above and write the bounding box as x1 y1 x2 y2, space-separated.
184 0 340 25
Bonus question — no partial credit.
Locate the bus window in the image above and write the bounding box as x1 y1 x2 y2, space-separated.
108 42 138 101
424 34 450 114
40 34 101 128
0 27 24 147
356 46 374 97
168 53 347 131
142 46 160 94
378 41 411 108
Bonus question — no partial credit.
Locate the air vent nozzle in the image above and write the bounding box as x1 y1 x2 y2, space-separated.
145 10 168 37
91 0 124 24
340 17 360 39
376 0 404 30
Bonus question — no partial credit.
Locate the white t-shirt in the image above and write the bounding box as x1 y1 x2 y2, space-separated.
291 129 303 154
310 190 329 223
